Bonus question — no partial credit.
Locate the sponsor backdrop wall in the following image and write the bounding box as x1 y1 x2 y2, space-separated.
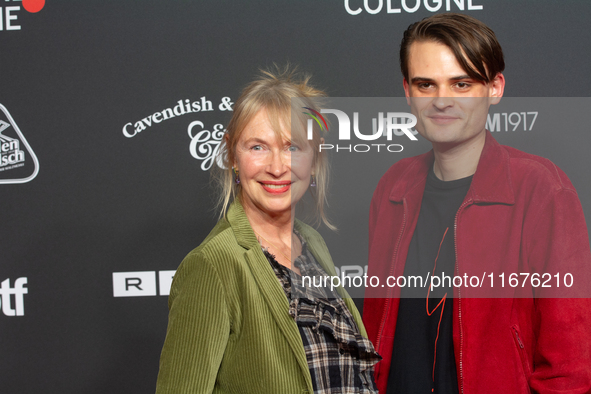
2 1 590 392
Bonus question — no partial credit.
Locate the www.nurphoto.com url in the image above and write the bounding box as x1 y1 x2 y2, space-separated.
302 272 574 292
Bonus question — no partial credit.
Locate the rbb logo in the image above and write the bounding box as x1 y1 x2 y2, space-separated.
0 277 27 316
335 265 368 278
112 271 175 297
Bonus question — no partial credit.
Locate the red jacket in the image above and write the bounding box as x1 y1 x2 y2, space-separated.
363 132 591 393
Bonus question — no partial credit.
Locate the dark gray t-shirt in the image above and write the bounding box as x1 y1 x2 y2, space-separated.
387 168 472 394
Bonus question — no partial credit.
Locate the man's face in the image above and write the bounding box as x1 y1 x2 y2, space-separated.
403 40 504 148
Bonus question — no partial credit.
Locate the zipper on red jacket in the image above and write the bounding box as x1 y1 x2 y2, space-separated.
512 325 532 378
514 328 524 349
376 199 407 352
454 199 471 394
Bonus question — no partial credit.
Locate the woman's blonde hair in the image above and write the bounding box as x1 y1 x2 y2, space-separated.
214 65 334 229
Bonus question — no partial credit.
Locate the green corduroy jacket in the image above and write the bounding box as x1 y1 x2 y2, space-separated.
156 201 368 394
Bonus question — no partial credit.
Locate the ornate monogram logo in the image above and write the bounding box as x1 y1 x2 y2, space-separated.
188 121 227 171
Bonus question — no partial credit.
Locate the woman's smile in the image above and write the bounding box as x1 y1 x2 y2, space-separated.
260 181 292 194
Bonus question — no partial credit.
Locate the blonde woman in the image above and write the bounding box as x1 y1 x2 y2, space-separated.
156 67 379 394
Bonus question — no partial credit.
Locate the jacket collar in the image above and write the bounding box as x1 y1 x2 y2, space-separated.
225 199 260 250
225 199 325 251
389 131 515 205
226 198 342 285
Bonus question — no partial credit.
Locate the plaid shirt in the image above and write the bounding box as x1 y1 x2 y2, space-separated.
263 233 380 394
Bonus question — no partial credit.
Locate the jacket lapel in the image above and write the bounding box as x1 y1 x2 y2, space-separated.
226 201 312 390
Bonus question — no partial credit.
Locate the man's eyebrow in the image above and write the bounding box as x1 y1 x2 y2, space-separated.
410 75 473 84
448 74 472 81
410 77 435 84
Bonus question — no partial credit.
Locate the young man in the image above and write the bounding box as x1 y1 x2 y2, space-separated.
363 13 591 394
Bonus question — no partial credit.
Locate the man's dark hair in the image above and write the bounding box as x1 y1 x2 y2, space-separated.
400 13 505 83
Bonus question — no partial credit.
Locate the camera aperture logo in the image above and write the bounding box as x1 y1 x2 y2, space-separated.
303 107 328 135
0 104 39 184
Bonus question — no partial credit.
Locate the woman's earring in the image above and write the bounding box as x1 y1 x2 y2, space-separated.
310 175 316 187
233 167 240 185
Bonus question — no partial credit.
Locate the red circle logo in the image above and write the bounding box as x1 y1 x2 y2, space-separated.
23 0 45 13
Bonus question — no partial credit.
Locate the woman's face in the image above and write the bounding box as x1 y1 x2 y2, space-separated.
234 108 314 220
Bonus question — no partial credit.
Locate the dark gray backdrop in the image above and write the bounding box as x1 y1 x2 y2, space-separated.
2 1 590 393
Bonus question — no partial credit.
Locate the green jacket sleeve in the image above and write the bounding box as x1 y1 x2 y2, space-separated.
156 251 230 393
